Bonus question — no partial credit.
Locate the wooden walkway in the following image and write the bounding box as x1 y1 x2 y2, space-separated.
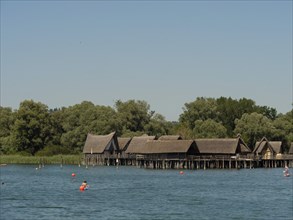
84 154 293 169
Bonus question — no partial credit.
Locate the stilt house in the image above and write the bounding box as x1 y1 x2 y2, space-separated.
117 137 132 159
125 134 156 159
139 140 198 160
253 137 283 159
195 137 251 158
83 132 119 165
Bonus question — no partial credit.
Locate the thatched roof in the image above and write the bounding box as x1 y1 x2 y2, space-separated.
195 138 251 154
141 140 196 154
117 137 132 151
289 143 293 154
158 135 182 140
254 141 268 154
83 132 118 154
125 135 156 154
253 137 282 154
269 142 282 153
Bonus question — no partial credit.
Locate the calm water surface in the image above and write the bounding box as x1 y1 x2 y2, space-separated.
0 165 292 220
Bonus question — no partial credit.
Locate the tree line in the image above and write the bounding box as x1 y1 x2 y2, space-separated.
0 97 292 156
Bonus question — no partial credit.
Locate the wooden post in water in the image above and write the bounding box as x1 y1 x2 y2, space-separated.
60 156 63 168
41 157 44 167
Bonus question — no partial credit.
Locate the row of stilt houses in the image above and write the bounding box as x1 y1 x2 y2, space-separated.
83 132 293 169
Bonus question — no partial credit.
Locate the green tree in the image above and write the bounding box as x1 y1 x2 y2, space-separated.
61 101 119 152
237 98 257 115
49 107 66 146
216 97 257 135
11 100 51 155
115 100 152 132
234 112 276 149
61 101 95 152
144 113 170 137
272 110 293 152
193 119 227 138
79 103 119 135
179 97 219 129
256 106 277 120
0 107 16 154
174 122 193 139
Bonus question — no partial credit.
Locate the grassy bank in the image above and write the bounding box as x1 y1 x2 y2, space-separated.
0 154 83 165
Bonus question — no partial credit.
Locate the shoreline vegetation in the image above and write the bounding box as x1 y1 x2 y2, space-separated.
0 155 83 165
1 98 292 157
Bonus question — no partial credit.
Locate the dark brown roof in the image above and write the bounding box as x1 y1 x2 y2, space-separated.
254 141 265 154
253 137 282 154
83 132 118 154
158 135 182 140
269 142 282 153
141 140 195 154
125 135 156 154
195 138 251 154
117 137 132 151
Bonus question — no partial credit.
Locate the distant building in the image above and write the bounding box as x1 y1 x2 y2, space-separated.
81 132 293 169
83 132 119 165
125 134 156 158
253 137 283 159
195 137 251 157
139 140 198 159
117 137 132 159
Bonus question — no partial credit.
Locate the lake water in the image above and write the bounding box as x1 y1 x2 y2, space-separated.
0 165 292 220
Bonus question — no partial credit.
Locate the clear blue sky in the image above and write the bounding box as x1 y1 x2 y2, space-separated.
1 1 292 121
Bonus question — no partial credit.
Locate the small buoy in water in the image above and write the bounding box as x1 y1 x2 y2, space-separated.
179 171 184 175
72 173 76 177
36 168 38 170
79 185 85 191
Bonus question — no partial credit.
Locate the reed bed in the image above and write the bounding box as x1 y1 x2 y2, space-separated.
0 155 83 165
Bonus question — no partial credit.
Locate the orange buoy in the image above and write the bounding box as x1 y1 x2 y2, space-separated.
79 185 85 191
72 173 76 177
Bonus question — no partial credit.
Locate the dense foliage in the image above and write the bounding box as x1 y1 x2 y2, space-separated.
0 97 292 155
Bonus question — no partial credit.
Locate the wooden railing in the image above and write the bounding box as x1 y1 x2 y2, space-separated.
86 153 293 161
136 154 293 161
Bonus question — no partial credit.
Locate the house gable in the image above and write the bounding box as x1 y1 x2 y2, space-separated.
195 137 250 155
125 135 156 154
253 137 281 155
83 132 118 154
141 140 197 154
